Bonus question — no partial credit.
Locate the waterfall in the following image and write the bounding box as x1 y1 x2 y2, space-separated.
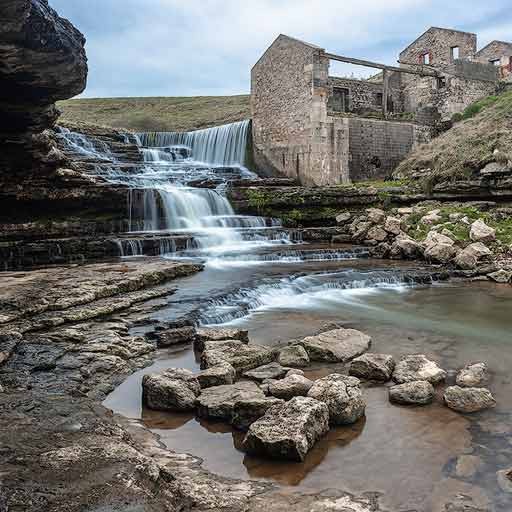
137 120 250 167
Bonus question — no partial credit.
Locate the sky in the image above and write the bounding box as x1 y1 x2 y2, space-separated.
50 0 512 99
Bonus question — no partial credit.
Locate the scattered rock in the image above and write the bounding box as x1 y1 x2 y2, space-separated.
196 381 265 421
242 396 329 461
196 363 236 389
200 340 274 375
456 363 488 388
366 226 388 244
424 242 458 264
470 219 496 243
487 269 512 283
391 236 424 259
194 327 249 352
286 369 305 377
349 353 395 381
366 208 386 224
455 455 483 479
423 231 455 250
277 344 310 368
393 354 446 384
444 386 496 413
369 241 391 258
454 242 493 270
231 397 284 430
421 210 441 225
389 381 435 405
268 374 314 400
154 326 196 347
497 469 512 493
244 362 289 382
307 374 365 425
142 368 200 411
384 216 402 235
350 220 372 242
299 328 371 363
335 212 352 224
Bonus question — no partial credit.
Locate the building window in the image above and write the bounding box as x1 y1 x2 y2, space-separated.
436 77 447 89
328 87 350 112
420 52 431 65
376 93 383 106
451 46 460 60
490 58 501 66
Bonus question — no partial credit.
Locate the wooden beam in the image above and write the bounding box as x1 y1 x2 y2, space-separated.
323 52 439 77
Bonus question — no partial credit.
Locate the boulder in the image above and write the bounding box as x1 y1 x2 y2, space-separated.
366 226 388 244
366 208 386 224
244 362 289 382
390 236 424 259
424 242 457 264
487 269 512 283
384 216 402 235
369 241 391 259
350 220 372 241
393 355 446 384
242 396 329 461
454 242 492 270
349 353 395 381
421 210 441 225
142 368 200 412
307 374 365 425
277 344 310 368
200 340 273 376
196 363 236 389
444 386 496 413
154 326 196 347
196 381 264 421
423 230 455 250
335 212 352 224
389 381 435 405
299 328 371 363
456 363 488 388
268 374 314 400
286 369 305 377
194 327 249 352
470 219 496 243
231 397 284 430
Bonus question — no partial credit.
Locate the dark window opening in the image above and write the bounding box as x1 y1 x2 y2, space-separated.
376 93 383 106
490 58 501 66
436 77 447 89
451 46 460 60
282 153 285 167
296 154 300 177
420 52 431 65
328 87 350 112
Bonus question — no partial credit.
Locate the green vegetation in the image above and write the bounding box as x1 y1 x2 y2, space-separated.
246 189 271 213
396 90 512 182
57 95 251 132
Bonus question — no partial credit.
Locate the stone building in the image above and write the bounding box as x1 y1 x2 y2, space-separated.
251 28 510 185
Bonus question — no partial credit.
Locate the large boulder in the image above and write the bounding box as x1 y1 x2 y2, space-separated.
454 242 492 270
196 381 264 421
366 208 386 224
277 344 310 368
349 353 395 381
231 397 284 430
390 236 424 260
470 219 496 243
389 381 435 405
153 326 196 347
424 242 457 264
299 328 371 363
268 374 314 400
142 368 200 411
242 396 330 461
456 363 488 388
200 340 273 376
196 363 236 389
366 226 388 244
444 386 496 413
244 362 289 382
393 355 446 384
307 374 365 425
194 327 249 352
384 216 402 235
487 269 512 283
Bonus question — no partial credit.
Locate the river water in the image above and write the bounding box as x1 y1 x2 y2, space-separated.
60 122 512 511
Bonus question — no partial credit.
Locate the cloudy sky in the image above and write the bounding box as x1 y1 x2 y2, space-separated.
50 0 511 98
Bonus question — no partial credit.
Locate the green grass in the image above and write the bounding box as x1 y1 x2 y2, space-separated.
57 95 251 132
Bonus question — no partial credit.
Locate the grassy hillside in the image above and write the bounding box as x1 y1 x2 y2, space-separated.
57 95 251 133
395 90 512 181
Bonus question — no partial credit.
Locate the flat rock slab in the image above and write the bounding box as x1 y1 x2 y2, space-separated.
232 397 284 431
201 340 274 376
244 362 289 382
299 328 371 363
349 353 395 381
389 381 435 405
154 326 196 347
242 396 329 462
308 374 365 425
196 381 265 421
142 368 200 411
444 386 496 413
268 374 314 400
196 363 236 389
393 354 446 384
194 327 249 352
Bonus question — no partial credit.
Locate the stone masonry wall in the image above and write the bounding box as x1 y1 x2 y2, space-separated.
475 41 512 80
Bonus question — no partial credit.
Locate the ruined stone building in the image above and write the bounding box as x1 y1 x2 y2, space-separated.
251 28 512 186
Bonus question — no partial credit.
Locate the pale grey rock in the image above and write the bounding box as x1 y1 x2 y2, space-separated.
454 242 493 270
444 386 496 413
423 231 455 250
350 220 372 241
421 210 441 225
384 216 402 235
277 344 310 368
389 381 435 405
142 368 200 411
154 326 196 347
349 353 395 381
244 362 289 382
196 363 236 389
487 269 512 283
424 242 458 263
242 396 329 461
470 219 496 243
497 469 512 493
393 355 446 384
231 397 284 430
196 381 264 421
366 226 388 244
390 236 424 259
456 363 488 388
335 212 352 224
307 374 365 425
286 369 305 377
194 327 248 352
299 328 371 363
269 374 314 400
366 208 386 224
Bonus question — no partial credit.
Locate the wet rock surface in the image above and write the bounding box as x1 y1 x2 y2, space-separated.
232 397 285 430
456 363 488 388
349 353 395 381
444 386 497 413
393 354 447 384
268 374 314 400
197 362 236 388
277 344 310 367
244 362 290 382
389 381 435 405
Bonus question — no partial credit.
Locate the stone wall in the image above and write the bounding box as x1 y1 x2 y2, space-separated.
475 41 512 80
